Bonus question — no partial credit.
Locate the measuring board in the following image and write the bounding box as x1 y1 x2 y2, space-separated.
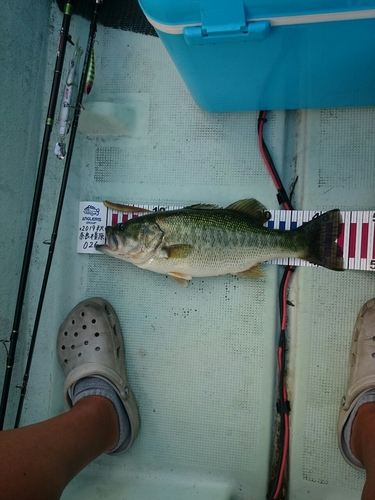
77 202 375 272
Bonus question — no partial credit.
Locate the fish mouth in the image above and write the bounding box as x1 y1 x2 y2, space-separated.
106 232 119 251
95 231 118 253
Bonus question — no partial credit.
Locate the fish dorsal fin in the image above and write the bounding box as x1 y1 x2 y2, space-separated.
225 199 270 225
183 199 270 225
184 203 219 210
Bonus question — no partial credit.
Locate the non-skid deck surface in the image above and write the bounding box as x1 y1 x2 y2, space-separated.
1 2 374 499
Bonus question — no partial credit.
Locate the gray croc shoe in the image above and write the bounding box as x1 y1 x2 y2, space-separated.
337 298 375 471
57 297 140 453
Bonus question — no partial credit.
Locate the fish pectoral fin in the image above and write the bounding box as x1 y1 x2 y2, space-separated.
225 199 271 226
166 244 194 259
168 272 193 287
234 264 265 279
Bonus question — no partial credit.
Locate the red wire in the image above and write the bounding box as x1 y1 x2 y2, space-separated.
281 267 292 330
273 269 292 499
274 414 290 497
258 110 291 211
274 323 290 497
258 111 281 190
273 356 290 498
258 111 293 500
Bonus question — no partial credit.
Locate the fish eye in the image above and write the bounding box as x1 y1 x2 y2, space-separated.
117 223 126 231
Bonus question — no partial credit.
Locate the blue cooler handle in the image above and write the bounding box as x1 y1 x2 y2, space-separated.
183 0 270 45
183 21 270 44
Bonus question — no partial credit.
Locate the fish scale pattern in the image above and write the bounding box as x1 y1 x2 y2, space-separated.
107 208 306 278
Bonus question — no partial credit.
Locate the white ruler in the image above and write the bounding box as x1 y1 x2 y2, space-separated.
77 202 375 272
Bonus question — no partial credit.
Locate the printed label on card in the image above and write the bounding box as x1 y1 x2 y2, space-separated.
77 202 108 253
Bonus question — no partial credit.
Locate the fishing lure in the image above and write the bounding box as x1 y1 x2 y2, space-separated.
85 48 95 95
55 41 83 160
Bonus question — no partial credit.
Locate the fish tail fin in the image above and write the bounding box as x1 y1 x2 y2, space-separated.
299 209 344 271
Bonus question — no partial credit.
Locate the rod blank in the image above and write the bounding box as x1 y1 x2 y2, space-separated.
0 1 75 430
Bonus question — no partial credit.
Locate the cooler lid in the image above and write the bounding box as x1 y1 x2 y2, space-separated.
139 0 375 35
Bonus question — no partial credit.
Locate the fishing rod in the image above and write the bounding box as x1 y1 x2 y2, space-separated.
14 0 103 429
0 1 75 430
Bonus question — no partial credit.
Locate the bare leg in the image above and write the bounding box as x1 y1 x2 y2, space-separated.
351 403 375 500
0 298 140 499
0 396 119 500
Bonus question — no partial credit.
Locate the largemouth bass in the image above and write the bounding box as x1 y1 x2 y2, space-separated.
96 199 344 286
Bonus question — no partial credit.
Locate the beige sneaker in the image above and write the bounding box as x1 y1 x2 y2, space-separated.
337 298 375 470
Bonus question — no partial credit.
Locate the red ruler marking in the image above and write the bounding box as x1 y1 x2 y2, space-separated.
337 223 344 258
112 213 118 225
355 213 361 269
342 212 351 267
121 214 129 222
349 223 357 259
361 223 369 259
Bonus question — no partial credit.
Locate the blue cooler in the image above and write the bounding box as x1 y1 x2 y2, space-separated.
138 0 375 111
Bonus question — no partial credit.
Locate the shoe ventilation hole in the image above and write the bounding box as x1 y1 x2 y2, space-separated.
71 320 75 325
80 312 85 317
74 332 78 337
63 331 68 337
104 305 110 316
82 325 87 330
64 359 68 364
373 336 375 341
113 324 117 336
61 345 65 350
84 341 89 345
78 353 82 357
95 332 100 337
372 353 375 358
92 319 96 324
95 346 100 351
117 347 120 358
71 345 75 349
354 328 359 341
